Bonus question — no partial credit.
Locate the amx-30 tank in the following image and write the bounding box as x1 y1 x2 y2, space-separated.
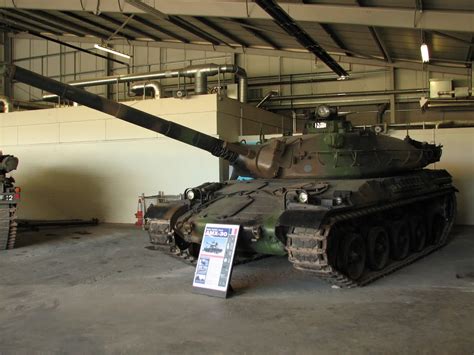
2 64 456 287
0 152 19 250
203 241 223 254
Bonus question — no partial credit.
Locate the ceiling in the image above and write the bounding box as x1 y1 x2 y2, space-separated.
0 0 472 71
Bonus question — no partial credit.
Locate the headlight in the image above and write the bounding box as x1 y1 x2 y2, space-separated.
186 189 195 200
298 191 309 204
317 105 331 118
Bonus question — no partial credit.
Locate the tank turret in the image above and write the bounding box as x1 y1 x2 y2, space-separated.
2 64 457 288
1 65 440 180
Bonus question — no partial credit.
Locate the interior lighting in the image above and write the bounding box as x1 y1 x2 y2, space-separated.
420 43 430 63
94 44 131 59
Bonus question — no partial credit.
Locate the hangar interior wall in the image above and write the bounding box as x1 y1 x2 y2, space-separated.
0 94 283 223
10 39 473 126
390 128 474 226
2 39 473 225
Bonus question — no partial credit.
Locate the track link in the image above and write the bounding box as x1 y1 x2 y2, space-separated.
0 205 17 250
287 189 456 288
147 236 267 267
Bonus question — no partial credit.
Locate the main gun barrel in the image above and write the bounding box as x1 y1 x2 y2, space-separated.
1 64 241 162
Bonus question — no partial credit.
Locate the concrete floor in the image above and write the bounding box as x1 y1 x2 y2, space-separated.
0 224 473 354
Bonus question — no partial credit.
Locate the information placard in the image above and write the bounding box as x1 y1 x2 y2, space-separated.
192 223 240 298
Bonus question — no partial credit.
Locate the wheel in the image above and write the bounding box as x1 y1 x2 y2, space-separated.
443 193 456 220
431 213 446 245
389 220 411 260
339 233 366 280
187 243 201 260
366 226 390 271
409 216 427 252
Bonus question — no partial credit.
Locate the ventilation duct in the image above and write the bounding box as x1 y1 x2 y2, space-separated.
0 96 10 113
42 64 248 103
131 81 162 99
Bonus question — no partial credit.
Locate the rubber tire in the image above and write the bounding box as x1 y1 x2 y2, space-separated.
389 220 411 261
409 216 427 252
366 226 390 271
339 233 366 281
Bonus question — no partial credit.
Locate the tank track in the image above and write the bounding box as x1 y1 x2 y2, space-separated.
147 239 267 267
287 189 456 288
0 205 17 250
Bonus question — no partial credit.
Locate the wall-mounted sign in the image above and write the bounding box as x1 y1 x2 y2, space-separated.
192 223 240 298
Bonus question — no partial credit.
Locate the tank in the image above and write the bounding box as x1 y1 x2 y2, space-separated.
2 64 457 287
0 153 19 250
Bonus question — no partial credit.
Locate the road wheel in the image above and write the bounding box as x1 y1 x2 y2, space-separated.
431 213 446 245
339 233 366 280
409 216 426 252
389 220 411 260
366 226 390 271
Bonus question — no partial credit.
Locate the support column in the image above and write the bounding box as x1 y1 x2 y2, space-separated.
389 67 396 123
471 62 473 93
106 53 113 100
4 33 13 99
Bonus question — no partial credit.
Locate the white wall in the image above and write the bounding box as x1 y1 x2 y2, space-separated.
389 128 474 226
0 94 218 223
0 94 285 223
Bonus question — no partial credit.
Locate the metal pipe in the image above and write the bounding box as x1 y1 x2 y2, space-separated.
4 64 243 162
42 63 248 103
383 121 474 130
250 88 426 102
256 90 278 108
376 103 389 124
0 96 11 113
131 81 162 99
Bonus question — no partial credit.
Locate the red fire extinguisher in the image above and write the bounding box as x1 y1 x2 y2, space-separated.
135 197 144 227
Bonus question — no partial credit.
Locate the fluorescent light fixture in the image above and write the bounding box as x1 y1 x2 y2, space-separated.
94 44 131 59
420 43 430 63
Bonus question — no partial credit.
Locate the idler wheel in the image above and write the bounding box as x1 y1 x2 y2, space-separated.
339 233 366 280
389 220 411 260
431 213 446 245
187 243 201 259
409 216 427 252
444 194 456 221
366 226 390 271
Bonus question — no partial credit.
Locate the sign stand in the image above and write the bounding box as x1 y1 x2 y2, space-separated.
192 223 240 298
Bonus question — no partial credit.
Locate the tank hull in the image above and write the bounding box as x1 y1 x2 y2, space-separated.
146 169 456 286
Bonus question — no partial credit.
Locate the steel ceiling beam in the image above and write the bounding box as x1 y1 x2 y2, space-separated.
231 18 281 50
6 10 85 37
131 15 189 43
466 37 474 63
32 10 109 39
99 13 162 41
0 11 63 36
0 22 128 66
61 11 135 41
255 0 348 77
1 1 471 33
368 27 392 63
319 23 351 57
165 16 223 46
430 31 473 46
10 32 471 76
124 0 222 45
355 0 392 63
195 17 249 47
